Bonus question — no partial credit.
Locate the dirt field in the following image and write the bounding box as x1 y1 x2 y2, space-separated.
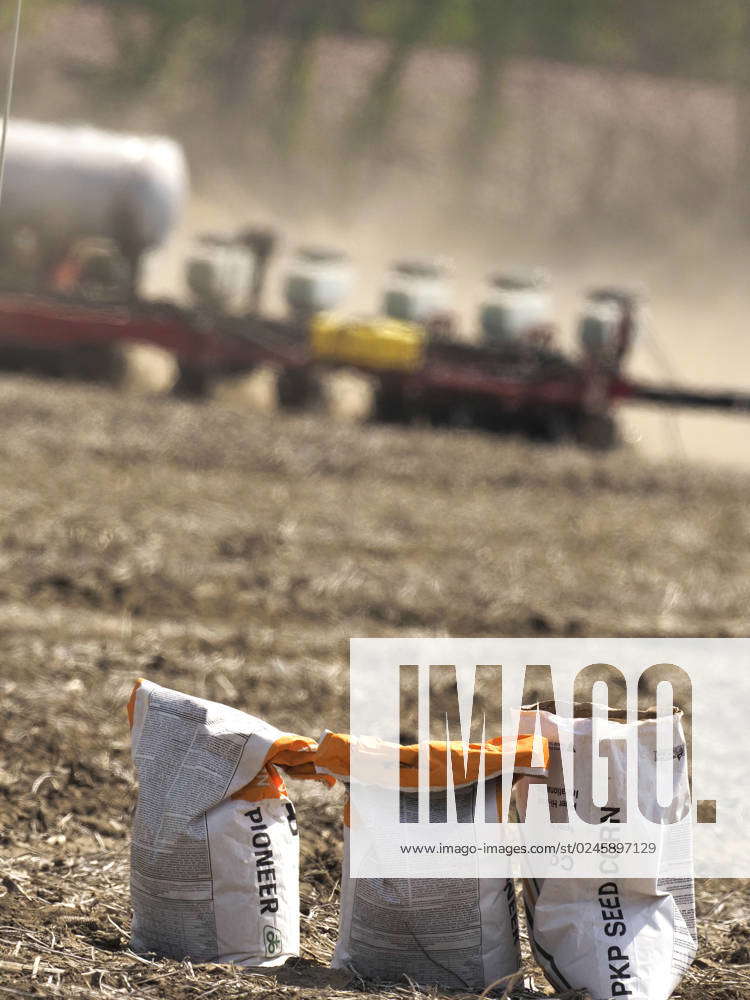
1 374 749 999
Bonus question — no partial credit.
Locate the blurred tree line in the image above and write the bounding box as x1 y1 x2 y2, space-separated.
69 2 750 173
44 1 750 136
13 0 750 240
57 0 750 85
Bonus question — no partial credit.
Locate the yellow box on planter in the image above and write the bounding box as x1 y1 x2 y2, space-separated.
310 312 424 372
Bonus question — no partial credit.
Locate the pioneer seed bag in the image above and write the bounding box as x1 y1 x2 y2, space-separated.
514 703 696 1000
314 731 548 991
127 679 318 966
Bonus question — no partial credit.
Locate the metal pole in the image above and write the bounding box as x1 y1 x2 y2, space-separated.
0 0 23 210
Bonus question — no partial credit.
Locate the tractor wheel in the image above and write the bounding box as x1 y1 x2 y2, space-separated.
63 343 128 384
529 406 575 444
576 411 619 450
172 363 212 399
426 403 452 427
371 384 410 424
424 402 475 428
276 368 321 410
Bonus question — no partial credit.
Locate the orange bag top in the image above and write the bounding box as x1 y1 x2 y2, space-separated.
232 734 333 803
284 730 549 790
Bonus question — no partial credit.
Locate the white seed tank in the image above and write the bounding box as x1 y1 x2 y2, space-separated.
284 247 352 314
577 288 638 361
578 299 623 357
479 272 552 347
382 258 451 324
186 237 255 313
0 119 188 254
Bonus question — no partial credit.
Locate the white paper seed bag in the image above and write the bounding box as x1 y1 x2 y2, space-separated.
127 679 315 966
515 703 696 1000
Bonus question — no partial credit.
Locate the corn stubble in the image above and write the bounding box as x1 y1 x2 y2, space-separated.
0 374 748 998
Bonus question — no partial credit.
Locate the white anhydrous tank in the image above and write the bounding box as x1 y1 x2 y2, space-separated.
0 119 188 252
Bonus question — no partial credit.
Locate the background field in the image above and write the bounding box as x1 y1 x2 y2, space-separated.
10 3 750 469
0 375 749 998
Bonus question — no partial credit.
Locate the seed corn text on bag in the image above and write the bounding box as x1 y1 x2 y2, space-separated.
127 679 321 967
514 703 696 1000
314 731 549 991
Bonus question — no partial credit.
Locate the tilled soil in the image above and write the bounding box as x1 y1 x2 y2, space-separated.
1 374 749 999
